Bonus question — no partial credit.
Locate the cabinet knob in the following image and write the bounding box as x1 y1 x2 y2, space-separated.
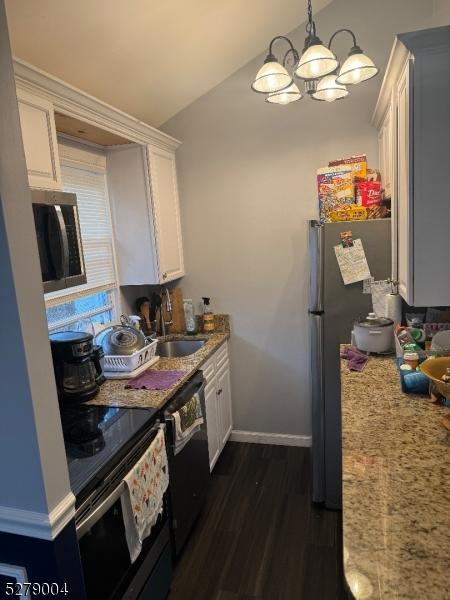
217 388 222 395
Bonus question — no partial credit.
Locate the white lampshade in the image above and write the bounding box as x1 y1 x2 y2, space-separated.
266 82 302 105
336 52 378 85
313 74 348 102
251 60 293 93
295 44 338 79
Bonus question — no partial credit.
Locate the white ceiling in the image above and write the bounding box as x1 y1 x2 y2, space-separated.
5 0 332 127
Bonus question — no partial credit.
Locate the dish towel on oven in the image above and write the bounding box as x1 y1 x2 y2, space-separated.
173 393 203 455
120 427 169 563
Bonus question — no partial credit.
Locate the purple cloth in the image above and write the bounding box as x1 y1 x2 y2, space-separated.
340 346 369 372
125 369 186 390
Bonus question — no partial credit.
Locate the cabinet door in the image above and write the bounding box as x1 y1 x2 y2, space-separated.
16 88 62 190
396 59 413 304
146 144 185 282
381 106 392 198
216 362 232 448
204 381 221 472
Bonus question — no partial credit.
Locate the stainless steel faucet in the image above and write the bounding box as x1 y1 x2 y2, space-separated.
160 287 173 336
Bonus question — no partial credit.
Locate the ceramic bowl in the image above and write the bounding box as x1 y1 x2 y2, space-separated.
420 357 450 398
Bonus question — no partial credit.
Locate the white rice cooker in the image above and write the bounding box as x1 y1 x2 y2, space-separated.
352 312 394 354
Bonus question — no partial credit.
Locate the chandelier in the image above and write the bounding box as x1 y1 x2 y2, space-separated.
251 0 378 104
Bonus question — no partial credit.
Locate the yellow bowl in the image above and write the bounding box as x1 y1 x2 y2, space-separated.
420 357 450 398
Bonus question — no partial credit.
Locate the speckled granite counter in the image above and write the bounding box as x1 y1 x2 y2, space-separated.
341 349 450 600
87 332 228 409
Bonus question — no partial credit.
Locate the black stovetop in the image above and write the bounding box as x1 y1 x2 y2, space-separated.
60 403 159 498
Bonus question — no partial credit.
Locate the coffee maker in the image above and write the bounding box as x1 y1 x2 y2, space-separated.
49 331 105 403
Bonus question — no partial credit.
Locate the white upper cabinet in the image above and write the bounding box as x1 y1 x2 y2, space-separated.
146 144 184 282
16 87 62 190
396 59 413 304
377 103 392 200
107 143 185 285
373 26 450 307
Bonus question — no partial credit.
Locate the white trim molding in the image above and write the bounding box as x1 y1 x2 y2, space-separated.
0 492 75 541
230 430 312 447
13 58 181 152
0 563 29 597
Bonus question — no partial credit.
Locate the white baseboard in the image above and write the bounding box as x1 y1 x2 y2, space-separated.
0 492 75 540
230 430 312 447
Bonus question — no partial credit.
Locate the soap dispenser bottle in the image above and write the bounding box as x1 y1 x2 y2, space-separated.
202 297 215 333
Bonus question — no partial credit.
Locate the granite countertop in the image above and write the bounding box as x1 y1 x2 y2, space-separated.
341 348 450 600
87 331 228 410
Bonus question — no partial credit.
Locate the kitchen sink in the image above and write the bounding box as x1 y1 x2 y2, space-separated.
156 339 206 358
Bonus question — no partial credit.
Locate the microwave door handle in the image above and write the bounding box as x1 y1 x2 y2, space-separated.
53 205 69 278
76 480 126 540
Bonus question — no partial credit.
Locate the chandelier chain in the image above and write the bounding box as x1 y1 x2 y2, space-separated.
305 0 315 36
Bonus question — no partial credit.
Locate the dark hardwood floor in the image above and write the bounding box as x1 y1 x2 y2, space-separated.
168 442 345 600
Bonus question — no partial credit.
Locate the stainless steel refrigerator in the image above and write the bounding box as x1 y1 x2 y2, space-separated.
309 219 391 509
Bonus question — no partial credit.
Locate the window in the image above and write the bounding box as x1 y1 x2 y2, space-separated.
46 141 118 331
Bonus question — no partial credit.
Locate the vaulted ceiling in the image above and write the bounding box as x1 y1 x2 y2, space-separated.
5 0 332 127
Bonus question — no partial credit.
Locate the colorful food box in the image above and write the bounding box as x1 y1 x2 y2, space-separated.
328 154 367 179
356 180 382 207
330 204 368 222
317 165 354 223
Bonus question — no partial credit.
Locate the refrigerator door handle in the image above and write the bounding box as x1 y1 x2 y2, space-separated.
309 220 324 312
310 313 325 504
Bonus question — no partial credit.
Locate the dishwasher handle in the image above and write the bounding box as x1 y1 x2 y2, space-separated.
165 378 206 420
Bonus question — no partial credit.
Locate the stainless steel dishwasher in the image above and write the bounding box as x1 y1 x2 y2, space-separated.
164 371 210 557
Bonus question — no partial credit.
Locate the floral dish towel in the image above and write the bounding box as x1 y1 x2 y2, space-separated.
121 427 169 563
172 393 203 455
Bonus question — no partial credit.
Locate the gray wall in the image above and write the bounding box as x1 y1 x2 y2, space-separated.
0 0 71 519
162 0 443 438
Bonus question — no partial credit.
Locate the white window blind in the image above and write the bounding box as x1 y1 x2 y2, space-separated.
45 162 117 307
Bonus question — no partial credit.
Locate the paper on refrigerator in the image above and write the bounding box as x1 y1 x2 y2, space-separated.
334 238 371 285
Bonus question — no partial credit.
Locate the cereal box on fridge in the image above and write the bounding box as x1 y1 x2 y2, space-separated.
328 154 367 179
317 165 354 223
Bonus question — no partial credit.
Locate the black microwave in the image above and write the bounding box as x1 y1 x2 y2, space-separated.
32 190 87 293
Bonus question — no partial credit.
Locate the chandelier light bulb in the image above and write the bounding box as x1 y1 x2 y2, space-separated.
336 50 378 85
313 74 348 102
251 58 293 94
266 82 303 105
295 44 338 80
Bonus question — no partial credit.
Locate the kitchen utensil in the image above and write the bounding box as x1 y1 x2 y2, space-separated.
102 338 157 373
353 312 394 353
120 314 131 326
135 297 151 332
95 325 146 356
128 315 142 331
103 353 159 379
430 330 450 353
420 357 450 398
165 288 186 333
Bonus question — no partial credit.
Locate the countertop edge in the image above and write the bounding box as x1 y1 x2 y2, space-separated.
87 332 230 410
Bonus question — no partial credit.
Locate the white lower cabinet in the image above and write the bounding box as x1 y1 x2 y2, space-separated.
204 382 221 470
217 362 232 447
201 342 233 471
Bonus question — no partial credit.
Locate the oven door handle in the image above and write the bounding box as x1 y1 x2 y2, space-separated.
75 422 165 540
76 480 125 540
